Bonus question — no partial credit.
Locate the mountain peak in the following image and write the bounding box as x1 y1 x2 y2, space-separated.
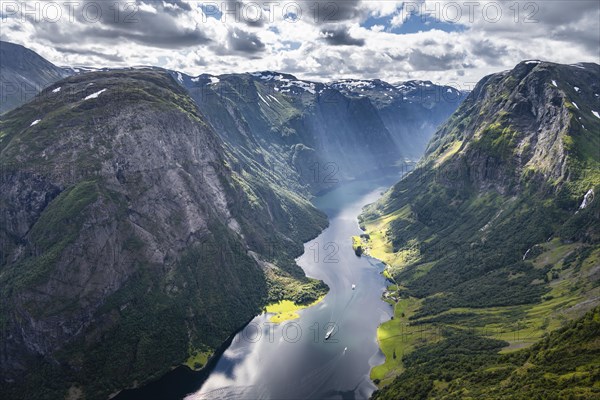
422 60 599 198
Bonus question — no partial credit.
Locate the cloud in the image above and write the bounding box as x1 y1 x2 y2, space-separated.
0 0 597 86
358 1 404 18
225 28 266 54
163 0 193 13
548 12 600 54
320 27 365 46
222 1 267 27
11 0 212 50
408 48 469 71
88 26 211 49
309 0 362 24
54 46 125 62
469 39 509 66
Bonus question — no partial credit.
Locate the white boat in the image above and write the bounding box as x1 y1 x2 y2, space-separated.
352 284 356 290
325 330 333 340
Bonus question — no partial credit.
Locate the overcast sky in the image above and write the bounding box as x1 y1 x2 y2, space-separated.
1 0 599 87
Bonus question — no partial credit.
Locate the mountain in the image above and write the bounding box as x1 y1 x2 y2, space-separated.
0 42 466 194
177 71 396 193
331 79 467 159
0 69 328 399
0 42 470 399
360 61 600 397
0 41 71 114
175 71 466 193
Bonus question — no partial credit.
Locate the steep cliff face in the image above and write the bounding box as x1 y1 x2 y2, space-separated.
425 61 600 194
0 70 327 399
332 79 467 159
0 41 71 114
178 71 397 193
363 61 600 306
177 71 466 193
360 62 600 397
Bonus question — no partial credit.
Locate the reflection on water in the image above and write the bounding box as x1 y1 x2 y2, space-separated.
186 175 400 400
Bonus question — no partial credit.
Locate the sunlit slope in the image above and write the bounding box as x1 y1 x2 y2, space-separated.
360 61 600 396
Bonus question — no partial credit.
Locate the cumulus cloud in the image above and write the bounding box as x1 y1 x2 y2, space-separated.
225 27 266 54
408 48 468 71
0 0 597 85
54 46 125 62
320 26 365 46
469 39 510 66
306 0 362 24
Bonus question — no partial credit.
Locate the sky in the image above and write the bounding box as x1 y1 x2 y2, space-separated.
1 0 599 87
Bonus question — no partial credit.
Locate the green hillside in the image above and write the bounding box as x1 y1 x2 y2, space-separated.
0 70 327 399
361 61 600 396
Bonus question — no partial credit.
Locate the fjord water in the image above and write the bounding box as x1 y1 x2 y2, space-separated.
115 174 401 400
185 175 400 400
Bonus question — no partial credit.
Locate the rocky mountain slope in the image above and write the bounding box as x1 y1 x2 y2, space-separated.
175 71 466 193
332 79 466 159
0 41 469 400
360 61 600 397
1 42 466 195
0 41 71 114
0 70 328 399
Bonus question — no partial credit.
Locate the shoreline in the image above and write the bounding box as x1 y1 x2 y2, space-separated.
264 294 327 323
115 174 404 399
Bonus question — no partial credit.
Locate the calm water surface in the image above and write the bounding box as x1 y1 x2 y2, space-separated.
116 175 400 400
188 176 399 400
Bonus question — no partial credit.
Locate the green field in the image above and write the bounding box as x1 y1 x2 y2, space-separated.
185 349 213 371
264 295 325 323
365 221 600 389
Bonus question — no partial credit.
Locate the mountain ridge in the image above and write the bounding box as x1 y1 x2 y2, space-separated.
0 40 467 168
360 60 600 397
0 68 329 399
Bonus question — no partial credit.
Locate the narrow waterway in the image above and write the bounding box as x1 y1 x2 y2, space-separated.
187 176 399 400
114 174 400 400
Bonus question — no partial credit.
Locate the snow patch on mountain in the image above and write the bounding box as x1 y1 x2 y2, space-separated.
257 92 269 105
269 94 283 106
84 89 107 100
332 80 375 91
281 80 315 94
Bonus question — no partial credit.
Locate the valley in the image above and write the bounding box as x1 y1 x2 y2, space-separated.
139 175 403 400
1 39 599 400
